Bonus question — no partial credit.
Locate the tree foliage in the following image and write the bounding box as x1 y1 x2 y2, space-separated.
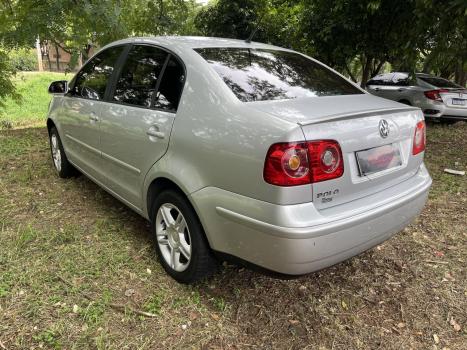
0 0 466 107
194 0 466 86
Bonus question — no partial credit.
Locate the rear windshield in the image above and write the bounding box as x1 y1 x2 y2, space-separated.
195 48 362 102
417 76 462 89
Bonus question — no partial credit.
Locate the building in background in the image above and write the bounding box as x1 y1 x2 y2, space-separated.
36 40 95 72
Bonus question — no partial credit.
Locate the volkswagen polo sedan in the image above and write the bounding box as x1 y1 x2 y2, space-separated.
46 37 432 283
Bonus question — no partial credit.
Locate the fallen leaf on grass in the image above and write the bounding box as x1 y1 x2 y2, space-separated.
288 319 300 325
124 288 135 297
433 334 440 344
397 322 405 328
341 300 348 310
444 272 455 281
450 317 461 332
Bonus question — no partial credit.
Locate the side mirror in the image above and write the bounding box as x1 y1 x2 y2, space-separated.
48 80 68 94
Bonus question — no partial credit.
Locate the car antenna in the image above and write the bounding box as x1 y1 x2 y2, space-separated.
245 13 265 44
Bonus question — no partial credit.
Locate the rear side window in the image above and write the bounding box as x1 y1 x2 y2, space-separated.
154 57 185 111
195 48 362 102
70 46 124 100
113 45 168 108
417 76 462 89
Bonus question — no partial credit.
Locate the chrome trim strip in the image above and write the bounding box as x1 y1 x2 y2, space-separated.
65 134 101 155
101 151 141 174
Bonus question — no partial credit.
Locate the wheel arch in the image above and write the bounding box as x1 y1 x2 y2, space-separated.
46 118 56 134
145 175 215 248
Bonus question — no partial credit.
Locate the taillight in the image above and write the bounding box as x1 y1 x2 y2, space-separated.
412 121 426 155
424 89 449 102
263 142 310 186
263 140 344 186
307 140 344 182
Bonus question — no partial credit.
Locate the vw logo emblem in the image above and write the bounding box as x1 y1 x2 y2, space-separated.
379 119 389 138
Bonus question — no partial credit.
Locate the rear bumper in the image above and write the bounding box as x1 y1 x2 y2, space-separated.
420 100 467 120
190 164 432 275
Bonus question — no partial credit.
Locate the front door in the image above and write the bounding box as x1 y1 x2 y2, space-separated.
99 45 185 208
60 45 126 182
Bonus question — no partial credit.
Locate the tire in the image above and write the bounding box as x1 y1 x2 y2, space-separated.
49 127 78 178
440 118 457 125
150 190 218 283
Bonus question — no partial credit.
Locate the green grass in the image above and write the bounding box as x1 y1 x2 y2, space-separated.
0 123 465 349
0 82 465 349
0 71 69 128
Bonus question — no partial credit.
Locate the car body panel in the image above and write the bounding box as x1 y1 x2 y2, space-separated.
47 36 432 275
56 96 107 183
190 164 431 274
98 101 175 208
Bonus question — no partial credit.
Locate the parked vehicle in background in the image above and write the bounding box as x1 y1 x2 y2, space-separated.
366 72 467 122
46 37 432 283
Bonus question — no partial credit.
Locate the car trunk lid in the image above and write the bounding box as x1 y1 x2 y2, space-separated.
440 89 467 109
248 94 424 209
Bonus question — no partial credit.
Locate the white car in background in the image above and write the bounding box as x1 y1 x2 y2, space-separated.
366 72 467 122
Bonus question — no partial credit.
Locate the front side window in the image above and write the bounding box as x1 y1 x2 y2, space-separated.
113 45 168 107
195 48 362 102
70 46 124 100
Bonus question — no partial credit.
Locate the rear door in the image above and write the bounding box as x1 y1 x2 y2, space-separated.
61 45 125 181
366 73 395 100
99 45 185 208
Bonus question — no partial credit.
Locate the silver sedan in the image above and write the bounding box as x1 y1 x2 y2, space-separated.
46 37 431 283
366 72 467 122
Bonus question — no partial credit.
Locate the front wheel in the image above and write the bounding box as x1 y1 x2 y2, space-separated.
49 127 78 178
151 190 218 283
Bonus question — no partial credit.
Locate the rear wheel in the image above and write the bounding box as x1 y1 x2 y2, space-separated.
49 127 77 178
151 190 218 283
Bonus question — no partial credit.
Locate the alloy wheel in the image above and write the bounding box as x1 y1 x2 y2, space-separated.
155 203 192 272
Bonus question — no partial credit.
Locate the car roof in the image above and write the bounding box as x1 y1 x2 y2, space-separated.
103 36 285 51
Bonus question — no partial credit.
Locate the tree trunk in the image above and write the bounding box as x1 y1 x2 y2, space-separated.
46 52 51 71
360 55 373 88
371 60 385 77
55 45 60 71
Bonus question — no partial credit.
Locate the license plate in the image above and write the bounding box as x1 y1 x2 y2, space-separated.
452 98 466 106
356 144 402 176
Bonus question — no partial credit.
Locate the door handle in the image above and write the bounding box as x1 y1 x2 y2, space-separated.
146 126 165 139
374 87 380 91
397 88 406 92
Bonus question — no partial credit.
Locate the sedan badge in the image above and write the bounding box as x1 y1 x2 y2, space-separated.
379 119 390 138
